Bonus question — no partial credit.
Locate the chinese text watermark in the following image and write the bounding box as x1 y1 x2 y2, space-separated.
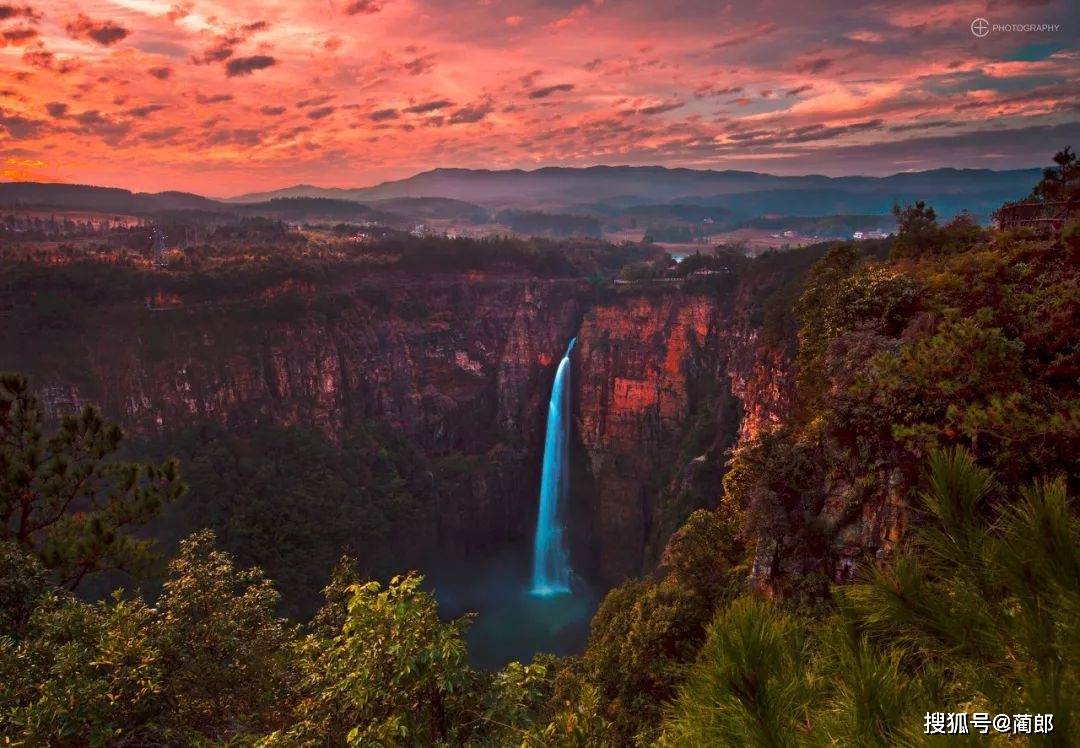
924 712 1054 735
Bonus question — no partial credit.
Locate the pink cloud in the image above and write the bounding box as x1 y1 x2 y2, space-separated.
0 0 1071 193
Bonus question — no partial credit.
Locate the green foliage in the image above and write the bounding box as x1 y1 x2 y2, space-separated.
1031 146 1079 202
495 210 603 239
890 201 939 259
264 573 476 746
660 596 812 747
659 507 742 605
0 530 300 745
807 602 945 746
793 243 859 413
566 507 745 745
938 212 986 253
584 579 714 744
0 590 165 746
736 213 1078 597
0 373 185 589
479 659 555 745
722 428 823 561
2 531 568 746
524 672 609 747
854 309 1070 482
0 541 48 636
154 530 299 740
842 449 1078 741
136 422 428 619
890 203 987 260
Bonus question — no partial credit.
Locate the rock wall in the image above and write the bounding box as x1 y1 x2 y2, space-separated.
6 270 799 587
6 275 589 552
571 287 791 584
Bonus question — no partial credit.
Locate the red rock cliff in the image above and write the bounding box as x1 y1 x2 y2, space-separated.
571 285 791 584
9 269 799 587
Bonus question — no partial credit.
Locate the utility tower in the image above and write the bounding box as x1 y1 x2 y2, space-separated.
151 226 168 266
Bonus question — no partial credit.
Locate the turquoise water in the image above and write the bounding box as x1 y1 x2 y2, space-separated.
427 548 597 670
531 338 576 595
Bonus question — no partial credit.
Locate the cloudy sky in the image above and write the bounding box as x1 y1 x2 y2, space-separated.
0 0 1076 194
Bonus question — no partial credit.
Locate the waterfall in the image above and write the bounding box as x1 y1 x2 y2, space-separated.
530 337 576 596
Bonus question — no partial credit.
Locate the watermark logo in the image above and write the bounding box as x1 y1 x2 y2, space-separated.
971 17 1062 36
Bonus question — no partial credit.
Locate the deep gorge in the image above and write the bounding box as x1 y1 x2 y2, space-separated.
5 271 793 584
2 250 843 665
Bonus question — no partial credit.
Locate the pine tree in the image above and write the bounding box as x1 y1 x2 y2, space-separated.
659 595 813 747
0 373 185 589
1032 146 1079 202
843 448 1077 744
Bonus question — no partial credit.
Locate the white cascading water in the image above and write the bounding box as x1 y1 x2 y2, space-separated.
530 337 576 596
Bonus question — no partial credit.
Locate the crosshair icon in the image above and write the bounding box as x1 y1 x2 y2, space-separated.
971 18 990 37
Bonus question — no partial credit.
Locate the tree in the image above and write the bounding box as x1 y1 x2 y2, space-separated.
938 211 985 253
843 448 1077 742
661 450 1077 746
0 586 165 746
890 201 940 259
659 507 742 607
659 596 812 747
1032 146 1079 202
0 373 185 589
479 659 555 746
154 530 299 741
0 540 49 636
792 243 859 412
0 530 303 745
584 579 715 744
265 573 476 746
524 671 610 747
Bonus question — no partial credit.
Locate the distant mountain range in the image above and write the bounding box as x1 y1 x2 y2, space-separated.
0 182 224 215
1 165 1042 224
227 165 1041 217
0 184 489 226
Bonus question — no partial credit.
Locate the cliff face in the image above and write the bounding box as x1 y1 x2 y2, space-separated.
7 269 799 588
9 275 589 551
570 287 791 584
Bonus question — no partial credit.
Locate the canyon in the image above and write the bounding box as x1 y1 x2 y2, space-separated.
3 262 802 592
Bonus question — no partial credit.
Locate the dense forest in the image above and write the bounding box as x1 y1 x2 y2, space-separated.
1 154 1077 745
495 210 604 239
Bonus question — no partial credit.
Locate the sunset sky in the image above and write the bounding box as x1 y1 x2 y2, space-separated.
0 0 1076 195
